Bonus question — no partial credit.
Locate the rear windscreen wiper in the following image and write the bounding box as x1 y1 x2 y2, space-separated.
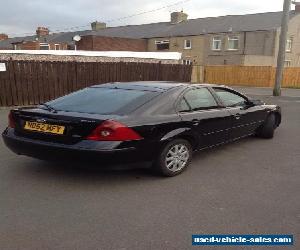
40 103 57 113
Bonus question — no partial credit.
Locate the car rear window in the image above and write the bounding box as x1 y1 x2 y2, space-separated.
47 87 160 115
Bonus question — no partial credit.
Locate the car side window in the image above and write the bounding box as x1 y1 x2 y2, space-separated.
177 97 191 112
213 88 246 107
178 88 218 112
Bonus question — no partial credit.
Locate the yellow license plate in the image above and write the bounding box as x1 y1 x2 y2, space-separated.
24 121 65 135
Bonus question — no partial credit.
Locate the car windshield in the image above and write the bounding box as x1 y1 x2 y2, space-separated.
47 87 160 115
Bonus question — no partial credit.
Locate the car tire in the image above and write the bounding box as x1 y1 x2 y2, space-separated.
154 139 193 177
256 114 276 139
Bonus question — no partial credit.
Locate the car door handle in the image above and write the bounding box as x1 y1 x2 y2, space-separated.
191 119 200 126
234 113 241 120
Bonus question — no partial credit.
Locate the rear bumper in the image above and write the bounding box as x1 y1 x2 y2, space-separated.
2 128 153 167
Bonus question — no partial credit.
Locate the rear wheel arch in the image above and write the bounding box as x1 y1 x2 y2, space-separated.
160 128 198 150
153 138 193 177
175 134 198 150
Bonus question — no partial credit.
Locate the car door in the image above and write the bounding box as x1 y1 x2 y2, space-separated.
212 87 266 140
177 87 232 149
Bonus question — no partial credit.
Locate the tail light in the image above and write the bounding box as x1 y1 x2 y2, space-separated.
86 120 143 141
8 111 16 128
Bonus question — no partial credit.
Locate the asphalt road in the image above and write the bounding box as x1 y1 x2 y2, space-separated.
0 87 299 250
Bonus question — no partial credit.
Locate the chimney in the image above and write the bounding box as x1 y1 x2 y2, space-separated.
294 1 300 12
0 33 8 41
91 21 106 31
36 27 49 37
171 10 188 24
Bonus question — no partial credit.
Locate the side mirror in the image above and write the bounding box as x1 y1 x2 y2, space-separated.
251 99 265 105
245 100 254 106
241 100 254 109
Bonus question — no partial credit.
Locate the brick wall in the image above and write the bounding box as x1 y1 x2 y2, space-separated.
77 36 147 51
77 36 93 50
15 41 39 50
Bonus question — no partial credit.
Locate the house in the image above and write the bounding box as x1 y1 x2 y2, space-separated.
77 7 300 67
0 34 8 41
0 22 147 52
76 35 147 52
0 27 91 50
2 5 300 66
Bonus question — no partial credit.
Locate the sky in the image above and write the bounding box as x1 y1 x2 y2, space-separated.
0 0 292 37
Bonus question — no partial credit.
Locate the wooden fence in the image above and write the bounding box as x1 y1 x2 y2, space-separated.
191 65 300 88
0 60 192 106
201 66 300 88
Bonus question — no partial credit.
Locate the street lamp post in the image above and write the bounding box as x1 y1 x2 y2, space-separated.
273 0 292 96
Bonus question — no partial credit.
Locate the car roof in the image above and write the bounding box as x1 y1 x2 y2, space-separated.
90 81 227 92
91 81 187 92
190 83 226 88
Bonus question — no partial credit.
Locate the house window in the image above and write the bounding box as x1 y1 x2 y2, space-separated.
284 60 291 67
212 36 222 50
55 44 60 50
184 39 192 49
183 59 192 65
39 43 50 50
286 38 292 52
228 36 239 50
68 44 76 50
155 40 170 50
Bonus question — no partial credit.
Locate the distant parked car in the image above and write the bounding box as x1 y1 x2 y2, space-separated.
2 82 281 176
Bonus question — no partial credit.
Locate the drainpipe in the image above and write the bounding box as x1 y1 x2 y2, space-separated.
242 31 247 65
243 31 247 55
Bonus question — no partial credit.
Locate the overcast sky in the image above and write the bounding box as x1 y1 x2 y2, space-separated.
0 0 291 37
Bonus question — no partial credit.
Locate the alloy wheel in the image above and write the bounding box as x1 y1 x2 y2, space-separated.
165 144 190 172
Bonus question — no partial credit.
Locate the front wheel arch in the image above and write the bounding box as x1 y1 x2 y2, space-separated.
256 113 276 138
274 112 281 127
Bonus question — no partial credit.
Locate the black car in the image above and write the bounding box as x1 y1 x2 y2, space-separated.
2 81 281 176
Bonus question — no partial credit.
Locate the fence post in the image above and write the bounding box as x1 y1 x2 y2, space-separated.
268 66 272 87
158 61 162 80
203 66 207 83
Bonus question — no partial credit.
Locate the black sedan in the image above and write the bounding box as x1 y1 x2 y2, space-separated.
2 82 281 176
